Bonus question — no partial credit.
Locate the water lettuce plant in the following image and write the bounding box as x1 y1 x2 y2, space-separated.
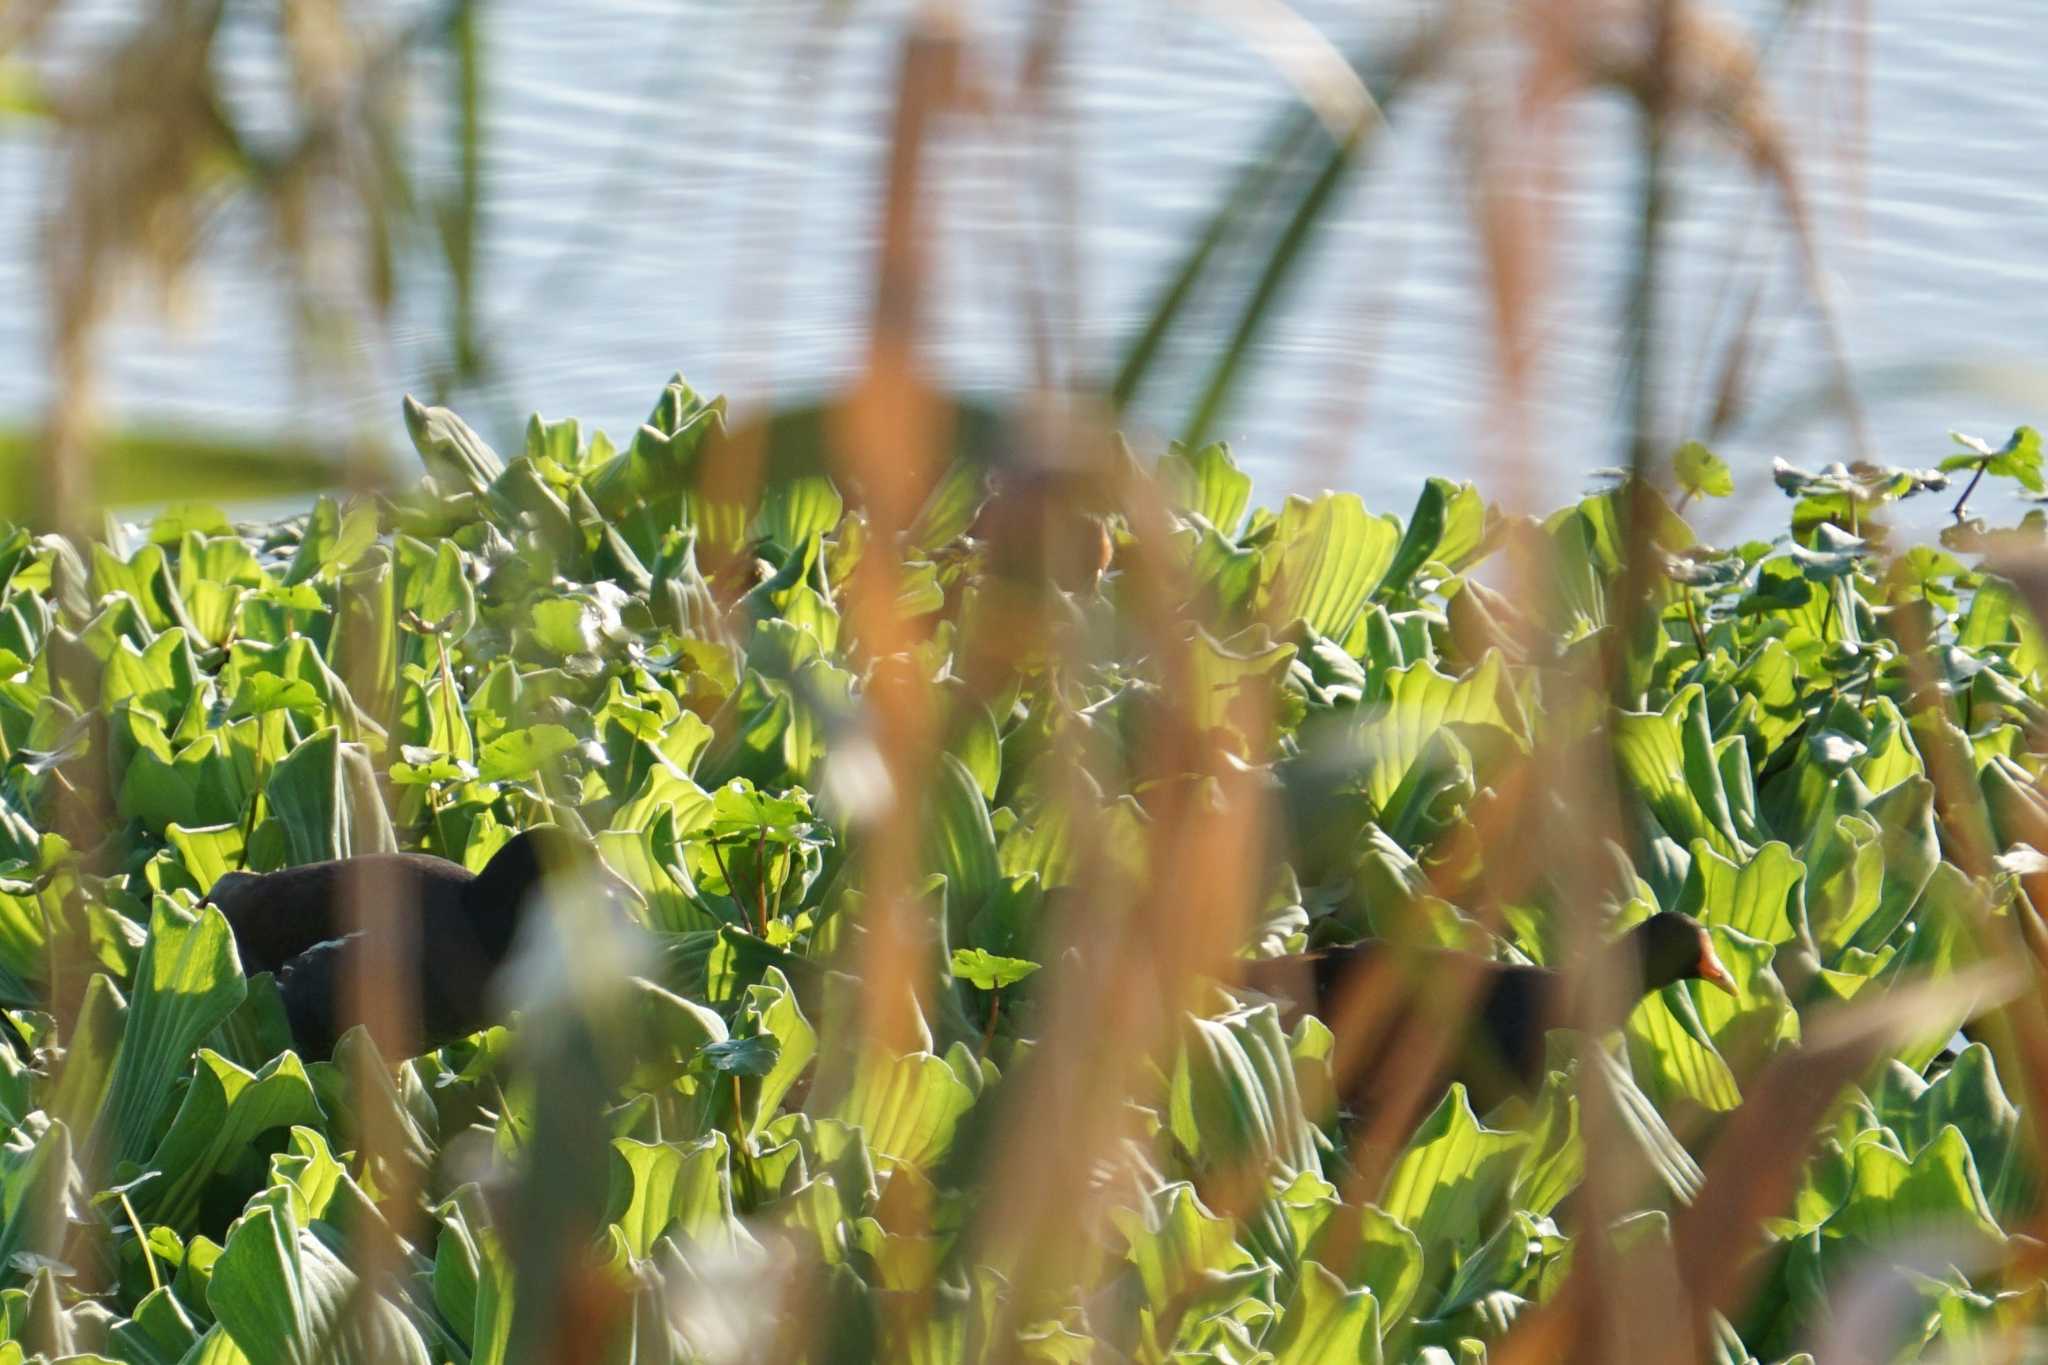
0 380 2040 1362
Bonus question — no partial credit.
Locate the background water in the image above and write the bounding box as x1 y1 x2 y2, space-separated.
3 0 2046 530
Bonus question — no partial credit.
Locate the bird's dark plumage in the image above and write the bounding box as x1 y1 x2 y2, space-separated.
1239 911 1735 1113
205 827 622 1060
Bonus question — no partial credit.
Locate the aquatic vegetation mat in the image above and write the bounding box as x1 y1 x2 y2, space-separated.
0 378 2041 1361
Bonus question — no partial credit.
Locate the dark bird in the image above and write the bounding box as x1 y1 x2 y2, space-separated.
1238 912 1736 1113
204 827 629 1060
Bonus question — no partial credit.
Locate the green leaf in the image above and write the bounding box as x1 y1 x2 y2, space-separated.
1183 523 1263 619
264 730 397 865
701 1035 780 1076
1677 839 1807 946
1787 525 1869 581
1268 1262 1383 1365
905 462 987 554
166 824 247 898
1674 441 1735 499
948 947 1041 991
1378 1086 1529 1292
757 479 844 555
1112 1182 1257 1315
527 597 602 657
1615 686 1748 860
227 672 325 721
403 395 505 497
1161 441 1253 539
98 899 247 1167
1260 493 1402 640
1884 546 1967 607
282 497 379 586
104 627 198 723
395 536 477 641
1872 1044 2037 1222
819 1047 974 1169
626 976 730 1079
0 1116 72 1278
476 724 580 784
1942 426 2044 493
923 754 1000 918
609 766 716 845
1304 1203 1424 1329
209 1200 429 1365
1190 626 1298 750
1824 1125 2004 1246
1624 981 1742 1113
268 1126 350 1226
1358 654 1512 814
737 967 818 1137
1171 1004 1322 1181
46 974 124 1136
137 1050 324 1230
1378 478 1482 601
611 1132 747 1258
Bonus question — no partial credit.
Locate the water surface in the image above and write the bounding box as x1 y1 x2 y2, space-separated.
3 1 2044 528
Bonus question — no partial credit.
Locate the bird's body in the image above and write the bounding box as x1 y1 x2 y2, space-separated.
205 829 612 1059
212 852 488 974
1238 913 1734 1114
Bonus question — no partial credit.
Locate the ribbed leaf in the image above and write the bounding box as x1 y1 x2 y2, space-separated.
403 395 504 497
1358 653 1511 813
0 1115 72 1276
1377 478 1483 601
209 1201 429 1365
1594 1048 1705 1205
1268 1262 1382 1365
1615 686 1748 859
1112 1182 1257 1314
1625 984 1742 1113
1189 627 1297 747
138 1050 324 1229
1378 1087 1528 1290
821 1048 974 1170
923 754 999 918
1161 442 1252 540
1678 838 1807 946
1825 1125 2003 1245
1872 1044 2038 1223
738 967 818 1137
98 898 246 1167
1171 1003 1321 1181
1260 494 1402 641
263 729 396 865
612 1132 747 1258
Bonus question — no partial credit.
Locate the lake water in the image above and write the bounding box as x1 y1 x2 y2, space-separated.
4 1 2046 534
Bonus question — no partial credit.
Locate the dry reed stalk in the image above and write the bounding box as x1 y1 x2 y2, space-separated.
832 2 961 1067
766 14 971 1355
960 431 1275 1360
1493 965 2027 1364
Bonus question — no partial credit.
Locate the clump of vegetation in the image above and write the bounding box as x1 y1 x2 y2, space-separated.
0 379 2041 1362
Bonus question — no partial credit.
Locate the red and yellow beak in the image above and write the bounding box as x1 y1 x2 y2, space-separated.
1697 937 1738 997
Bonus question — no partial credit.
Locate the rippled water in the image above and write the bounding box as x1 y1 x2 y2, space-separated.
3 1 2045 524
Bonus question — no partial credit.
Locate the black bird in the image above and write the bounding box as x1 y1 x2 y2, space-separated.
1238 911 1736 1112
204 828 628 1060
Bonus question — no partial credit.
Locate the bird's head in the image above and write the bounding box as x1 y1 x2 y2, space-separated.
1630 911 1737 997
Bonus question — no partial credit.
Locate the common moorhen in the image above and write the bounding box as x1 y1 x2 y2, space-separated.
204 828 626 1059
1238 911 1736 1111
